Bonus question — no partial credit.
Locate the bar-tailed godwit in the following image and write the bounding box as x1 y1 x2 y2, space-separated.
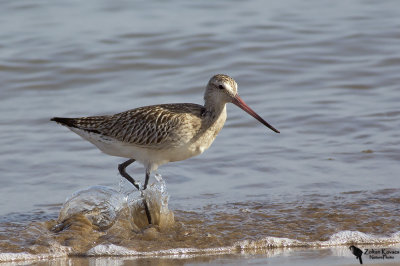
51 74 279 224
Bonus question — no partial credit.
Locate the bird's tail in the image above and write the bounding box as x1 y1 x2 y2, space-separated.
51 116 105 135
51 117 77 128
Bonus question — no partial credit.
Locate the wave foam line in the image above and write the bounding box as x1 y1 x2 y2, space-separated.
1 230 400 261
86 244 233 258
0 248 70 263
236 231 400 250
87 231 400 257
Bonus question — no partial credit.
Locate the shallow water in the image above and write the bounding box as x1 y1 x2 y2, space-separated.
1 0 400 263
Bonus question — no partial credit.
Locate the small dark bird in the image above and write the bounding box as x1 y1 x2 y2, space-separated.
349 245 363 264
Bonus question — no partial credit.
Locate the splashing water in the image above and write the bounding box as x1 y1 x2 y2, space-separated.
55 174 175 233
57 186 127 230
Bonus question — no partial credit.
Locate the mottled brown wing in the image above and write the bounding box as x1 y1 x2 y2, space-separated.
65 103 205 148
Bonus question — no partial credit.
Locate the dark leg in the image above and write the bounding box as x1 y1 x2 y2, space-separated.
144 168 150 190
118 159 152 224
143 198 152 224
118 159 140 190
142 168 152 224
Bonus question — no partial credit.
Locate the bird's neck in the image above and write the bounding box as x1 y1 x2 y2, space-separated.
204 101 227 122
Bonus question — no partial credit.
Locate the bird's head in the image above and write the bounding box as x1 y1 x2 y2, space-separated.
205 74 238 104
205 74 280 133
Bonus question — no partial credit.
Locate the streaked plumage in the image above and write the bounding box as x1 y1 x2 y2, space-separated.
52 74 279 224
52 102 226 172
53 104 205 148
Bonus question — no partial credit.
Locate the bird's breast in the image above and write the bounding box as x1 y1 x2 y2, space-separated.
191 106 227 153
158 106 227 164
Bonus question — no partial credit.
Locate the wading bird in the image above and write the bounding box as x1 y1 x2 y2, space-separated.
52 74 280 224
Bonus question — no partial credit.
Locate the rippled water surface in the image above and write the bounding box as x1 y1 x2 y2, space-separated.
1 0 400 264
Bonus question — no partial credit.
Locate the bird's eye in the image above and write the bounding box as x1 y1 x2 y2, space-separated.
218 85 224 90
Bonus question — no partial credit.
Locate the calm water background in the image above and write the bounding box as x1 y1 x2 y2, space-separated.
0 0 400 262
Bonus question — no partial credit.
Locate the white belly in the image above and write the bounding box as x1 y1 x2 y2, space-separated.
69 127 211 170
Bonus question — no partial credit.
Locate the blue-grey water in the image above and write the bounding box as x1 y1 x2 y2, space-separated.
1 0 400 264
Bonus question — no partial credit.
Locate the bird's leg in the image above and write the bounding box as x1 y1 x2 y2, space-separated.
142 196 152 224
118 159 152 224
144 168 151 190
118 159 140 190
142 167 152 224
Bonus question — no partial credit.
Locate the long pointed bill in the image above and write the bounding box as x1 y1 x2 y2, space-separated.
232 94 280 133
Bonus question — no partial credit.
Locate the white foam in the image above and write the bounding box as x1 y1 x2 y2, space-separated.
85 230 400 258
235 237 304 250
235 230 400 250
86 244 232 258
87 244 140 256
0 248 70 262
1 231 400 262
